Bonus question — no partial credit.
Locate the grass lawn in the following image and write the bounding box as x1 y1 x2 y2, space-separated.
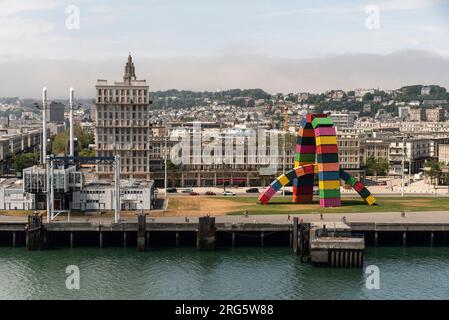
222 196 449 215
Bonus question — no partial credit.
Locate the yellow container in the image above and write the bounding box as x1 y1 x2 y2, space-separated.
278 174 290 186
365 195 376 206
316 136 337 146
319 180 340 190
313 164 319 174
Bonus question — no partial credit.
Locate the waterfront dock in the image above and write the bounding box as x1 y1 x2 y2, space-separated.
2 211 449 250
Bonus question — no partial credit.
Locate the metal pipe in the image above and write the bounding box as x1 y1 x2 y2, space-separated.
50 157 54 221
69 88 75 157
114 155 121 223
46 155 50 223
42 88 47 164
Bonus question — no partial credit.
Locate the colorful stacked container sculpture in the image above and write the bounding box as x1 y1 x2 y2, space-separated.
258 114 376 208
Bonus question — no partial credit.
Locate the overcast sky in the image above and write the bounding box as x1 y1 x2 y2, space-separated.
1 0 449 98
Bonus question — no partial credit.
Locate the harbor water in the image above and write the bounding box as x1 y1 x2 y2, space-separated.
0 247 448 299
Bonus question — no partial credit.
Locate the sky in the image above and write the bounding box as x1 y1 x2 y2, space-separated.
1 0 449 98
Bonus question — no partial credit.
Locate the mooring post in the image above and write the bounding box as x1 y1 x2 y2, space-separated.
26 213 45 250
146 231 150 249
293 217 299 255
176 232 180 247
289 231 293 248
99 231 103 248
70 231 74 249
403 232 407 247
197 216 216 251
374 231 378 247
123 231 127 248
137 212 147 251
261 231 264 247
431 232 434 247
232 232 235 248
12 231 16 248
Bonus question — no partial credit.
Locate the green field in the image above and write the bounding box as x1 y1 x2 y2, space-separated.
222 196 449 215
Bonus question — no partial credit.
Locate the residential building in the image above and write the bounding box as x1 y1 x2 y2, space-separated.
438 144 449 165
426 108 445 122
95 54 151 179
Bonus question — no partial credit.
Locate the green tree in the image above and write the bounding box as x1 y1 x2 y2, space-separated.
11 152 40 175
365 156 389 176
52 125 94 155
425 160 442 186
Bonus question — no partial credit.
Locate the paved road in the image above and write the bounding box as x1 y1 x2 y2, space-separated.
2 211 449 225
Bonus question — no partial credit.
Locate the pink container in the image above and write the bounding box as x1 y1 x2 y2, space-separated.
296 145 316 154
265 186 276 198
315 127 336 137
320 198 341 207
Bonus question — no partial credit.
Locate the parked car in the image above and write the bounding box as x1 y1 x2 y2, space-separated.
222 190 236 196
189 192 199 196
284 190 293 195
205 191 216 196
182 188 193 193
246 188 259 193
166 187 177 193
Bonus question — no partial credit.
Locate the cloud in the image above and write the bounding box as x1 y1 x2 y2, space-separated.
0 50 448 98
0 0 59 17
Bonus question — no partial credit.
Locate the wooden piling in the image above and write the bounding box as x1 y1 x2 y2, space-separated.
197 216 216 251
70 231 74 249
137 213 146 251
292 217 299 255
26 214 45 250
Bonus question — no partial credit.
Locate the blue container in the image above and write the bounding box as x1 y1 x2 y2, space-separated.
359 187 371 198
270 179 282 191
318 171 341 181
339 170 351 182
286 169 297 181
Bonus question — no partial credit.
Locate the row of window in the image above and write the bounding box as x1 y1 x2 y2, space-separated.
98 89 147 96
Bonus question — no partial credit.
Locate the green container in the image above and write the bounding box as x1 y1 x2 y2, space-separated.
312 117 334 128
296 153 315 162
319 189 341 198
347 176 357 187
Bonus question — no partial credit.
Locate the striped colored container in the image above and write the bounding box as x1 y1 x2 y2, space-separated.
295 153 315 163
259 193 269 204
312 117 334 128
317 154 339 163
316 145 338 154
315 136 337 146
319 180 340 190
294 185 314 193
314 127 336 137
303 165 315 175
278 174 290 186
359 187 371 198
320 198 341 207
296 144 316 154
339 170 351 182
353 181 365 193
294 167 305 177
299 137 316 146
265 186 276 197
285 169 297 181
365 195 376 205
318 163 340 172
318 171 341 181
270 180 282 191
346 176 358 187
293 195 313 203
319 189 341 198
